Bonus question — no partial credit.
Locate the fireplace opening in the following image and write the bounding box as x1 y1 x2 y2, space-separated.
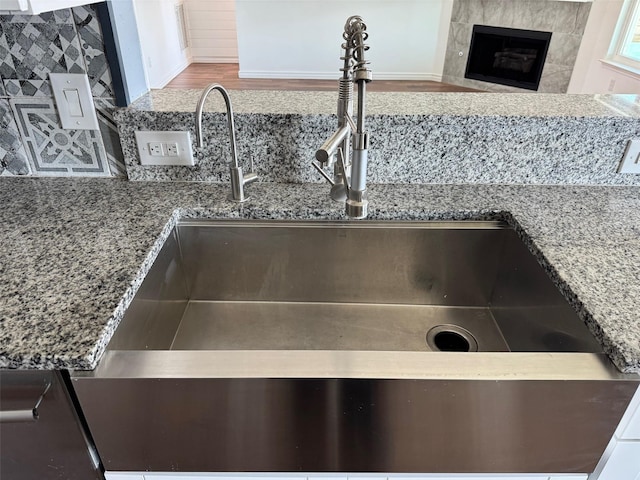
465 25 552 91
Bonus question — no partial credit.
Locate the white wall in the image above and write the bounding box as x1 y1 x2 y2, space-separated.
132 0 191 88
185 0 238 62
235 0 454 80
106 0 149 104
569 0 640 93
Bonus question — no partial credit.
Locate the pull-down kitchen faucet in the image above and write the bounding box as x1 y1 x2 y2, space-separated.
313 15 372 219
195 84 258 202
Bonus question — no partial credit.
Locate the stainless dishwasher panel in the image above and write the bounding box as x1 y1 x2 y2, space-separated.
72 373 638 474
1 370 102 480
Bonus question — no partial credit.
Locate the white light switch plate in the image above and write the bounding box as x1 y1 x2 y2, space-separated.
135 131 195 166
49 73 99 130
618 139 640 174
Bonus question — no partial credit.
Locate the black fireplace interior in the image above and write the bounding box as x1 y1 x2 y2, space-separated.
465 25 552 91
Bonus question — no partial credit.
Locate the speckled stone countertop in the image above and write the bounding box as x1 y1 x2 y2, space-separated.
0 178 639 373
118 91 640 186
130 90 640 117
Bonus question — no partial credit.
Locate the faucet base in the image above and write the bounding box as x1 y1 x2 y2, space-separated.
228 166 258 203
346 190 368 219
227 194 250 203
330 183 348 202
345 201 368 219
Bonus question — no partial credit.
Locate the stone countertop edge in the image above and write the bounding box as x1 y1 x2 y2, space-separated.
120 90 640 118
0 179 639 374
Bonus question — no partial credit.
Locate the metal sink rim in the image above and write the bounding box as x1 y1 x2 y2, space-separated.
85 218 634 382
79 350 632 381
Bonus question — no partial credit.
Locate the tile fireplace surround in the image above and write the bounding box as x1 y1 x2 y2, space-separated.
443 0 592 93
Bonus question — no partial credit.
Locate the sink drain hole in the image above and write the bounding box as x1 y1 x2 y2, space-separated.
433 331 470 352
427 325 479 352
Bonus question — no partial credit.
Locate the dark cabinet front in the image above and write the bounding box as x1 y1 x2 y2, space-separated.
0 370 102 480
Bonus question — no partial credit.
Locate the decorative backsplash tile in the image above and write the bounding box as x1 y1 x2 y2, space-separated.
0 24 15 84
0 99 30 176
0 10 85 97
95 98 126 176
0 6 122 178
2 79 52 96
72 5 114 98
11 98 110 176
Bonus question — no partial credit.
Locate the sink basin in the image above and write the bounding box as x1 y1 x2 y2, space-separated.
71 220 638 475
107 220 601 354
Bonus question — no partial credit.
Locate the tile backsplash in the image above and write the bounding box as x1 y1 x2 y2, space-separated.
0 6 125 177
0 98 29 175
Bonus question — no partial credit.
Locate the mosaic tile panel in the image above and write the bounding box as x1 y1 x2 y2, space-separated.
5 10 75 25
0 20 14 81
10 98 109 176
72 5 114 98
0 9 85 97
0 99 30 175
95 98 126 177
2 79 51 96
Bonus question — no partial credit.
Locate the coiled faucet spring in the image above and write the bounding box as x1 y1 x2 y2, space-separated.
344 15 370 73
313 15 372 219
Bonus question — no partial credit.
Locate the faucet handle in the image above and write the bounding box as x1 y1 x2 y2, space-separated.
344 112 357 135
336 148 350 195
243 154 258 185
312 162 336 186
243 171 259 186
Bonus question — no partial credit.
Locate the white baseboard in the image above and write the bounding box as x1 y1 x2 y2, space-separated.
151 57 192 89
374 72 443 81
238 70 442 82
193 57 239 64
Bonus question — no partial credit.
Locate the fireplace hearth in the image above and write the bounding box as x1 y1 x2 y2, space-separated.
465 25 552 91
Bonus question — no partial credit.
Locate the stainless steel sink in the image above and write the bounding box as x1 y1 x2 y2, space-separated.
71 220 638 475
107 220 602 354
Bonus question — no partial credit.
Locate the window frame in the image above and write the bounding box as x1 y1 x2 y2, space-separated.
607 0 640 73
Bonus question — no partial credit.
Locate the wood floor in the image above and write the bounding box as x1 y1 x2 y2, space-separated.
165 63 483 92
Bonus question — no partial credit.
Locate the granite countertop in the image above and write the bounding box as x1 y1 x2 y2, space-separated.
130 90 640 117
0 177 639 373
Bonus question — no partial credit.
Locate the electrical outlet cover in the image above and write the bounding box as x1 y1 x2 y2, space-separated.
164 143 179 156
148 142 164 156
618 139 640 174
135 131 194 166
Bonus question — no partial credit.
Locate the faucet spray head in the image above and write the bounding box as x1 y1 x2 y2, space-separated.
344 16 372 82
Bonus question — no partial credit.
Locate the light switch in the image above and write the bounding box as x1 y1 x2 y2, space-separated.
63 89 83 117
49 73 99 130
